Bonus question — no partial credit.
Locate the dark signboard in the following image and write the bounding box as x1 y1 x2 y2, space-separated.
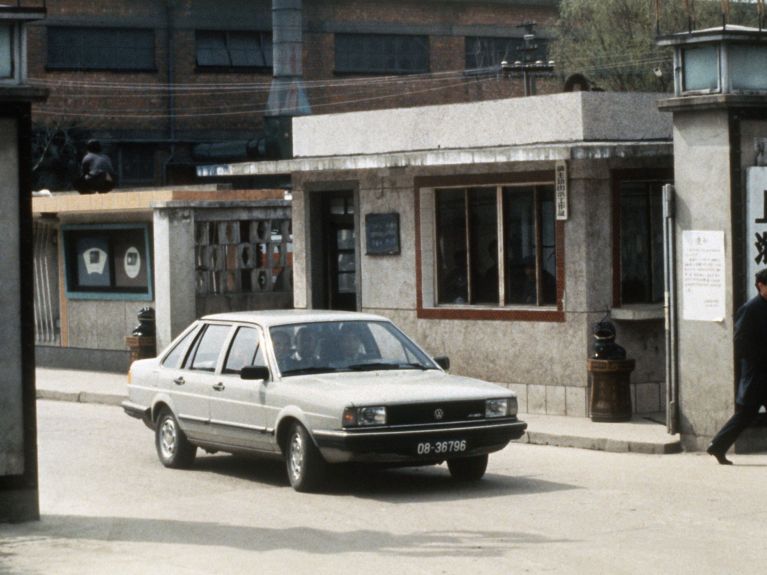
365 212 400 255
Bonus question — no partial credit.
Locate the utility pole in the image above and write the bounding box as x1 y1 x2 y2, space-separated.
500 22 554 96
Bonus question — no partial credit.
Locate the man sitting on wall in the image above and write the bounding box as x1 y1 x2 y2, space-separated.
74 139 116 194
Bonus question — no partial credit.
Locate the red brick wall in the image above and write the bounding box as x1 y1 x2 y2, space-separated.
28 0 559 185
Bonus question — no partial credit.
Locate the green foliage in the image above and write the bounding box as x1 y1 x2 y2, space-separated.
552 0 765 92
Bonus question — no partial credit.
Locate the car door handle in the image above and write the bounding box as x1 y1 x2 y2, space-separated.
173 376 185 386
212 382 225 392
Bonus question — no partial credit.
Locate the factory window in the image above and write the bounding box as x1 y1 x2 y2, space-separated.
63 224 152 300
335 33 429 74
118 145 156 186
196 30 273 69
46 26 155 71
465 36 549 71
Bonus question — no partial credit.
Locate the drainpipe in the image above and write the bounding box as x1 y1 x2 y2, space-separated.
265 0 311 159
163 0 176 184
663 183 679 434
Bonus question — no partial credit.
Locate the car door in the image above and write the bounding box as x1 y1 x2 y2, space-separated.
171 322 233 443
208 325 272 451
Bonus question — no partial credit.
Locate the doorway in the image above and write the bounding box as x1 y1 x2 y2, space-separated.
309 191 358 311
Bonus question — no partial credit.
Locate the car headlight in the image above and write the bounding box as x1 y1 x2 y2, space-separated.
343 406 387 427
485 398 510 418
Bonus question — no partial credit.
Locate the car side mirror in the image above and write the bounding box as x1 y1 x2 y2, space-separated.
434 356 450 371
240 365 270 381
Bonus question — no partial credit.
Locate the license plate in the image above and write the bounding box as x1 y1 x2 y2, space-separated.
416 439 467 456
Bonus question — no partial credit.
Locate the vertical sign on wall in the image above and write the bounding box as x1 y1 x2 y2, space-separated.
746 167 767 297
555 160 568 220
682 230 726 322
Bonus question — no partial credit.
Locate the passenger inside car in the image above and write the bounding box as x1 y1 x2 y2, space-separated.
293 327 319 368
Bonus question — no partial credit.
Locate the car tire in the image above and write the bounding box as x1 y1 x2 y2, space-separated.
285 422 326 492
447 454 488 481
155 408 197 469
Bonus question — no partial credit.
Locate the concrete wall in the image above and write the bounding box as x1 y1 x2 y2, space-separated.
0 117 24 477
293 92 673 158
671 109 737 450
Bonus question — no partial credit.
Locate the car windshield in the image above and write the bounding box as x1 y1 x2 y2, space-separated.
269 320 438 376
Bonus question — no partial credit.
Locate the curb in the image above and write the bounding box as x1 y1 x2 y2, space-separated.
36 389 125 407
521 431 683 455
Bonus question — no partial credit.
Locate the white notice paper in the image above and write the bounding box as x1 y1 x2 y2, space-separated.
682 230 726 322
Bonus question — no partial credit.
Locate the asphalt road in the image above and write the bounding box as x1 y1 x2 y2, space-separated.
1 400 766 575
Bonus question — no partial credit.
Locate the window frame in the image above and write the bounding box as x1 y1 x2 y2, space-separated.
611 169 673 308
195 29 273 71
62 223 153 301
334 33 430 75
416 172 565 322
46 26 156 72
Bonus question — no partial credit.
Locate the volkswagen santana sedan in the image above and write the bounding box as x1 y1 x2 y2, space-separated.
122 310 527 492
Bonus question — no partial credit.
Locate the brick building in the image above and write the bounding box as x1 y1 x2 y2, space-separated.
27 0 558 191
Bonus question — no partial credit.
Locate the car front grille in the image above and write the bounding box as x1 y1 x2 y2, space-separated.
386 400 486 426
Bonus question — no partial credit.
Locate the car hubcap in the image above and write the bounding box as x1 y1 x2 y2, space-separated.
160 418 177 458
289 431 304 481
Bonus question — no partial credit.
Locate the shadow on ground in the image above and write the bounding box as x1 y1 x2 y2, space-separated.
190 452 579 502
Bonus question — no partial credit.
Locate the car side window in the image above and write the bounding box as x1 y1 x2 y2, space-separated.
161 326 200 369
223 327 263 374
186 324 232 372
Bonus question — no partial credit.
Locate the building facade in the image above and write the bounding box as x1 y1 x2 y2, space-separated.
27 0 558 191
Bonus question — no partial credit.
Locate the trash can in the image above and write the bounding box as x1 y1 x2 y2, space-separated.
588 358 635 422
587 319 634 422
125 307 156 363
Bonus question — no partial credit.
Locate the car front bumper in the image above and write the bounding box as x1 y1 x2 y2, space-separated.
313 418 527 464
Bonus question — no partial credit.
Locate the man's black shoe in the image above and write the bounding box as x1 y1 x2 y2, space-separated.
707 444 733 465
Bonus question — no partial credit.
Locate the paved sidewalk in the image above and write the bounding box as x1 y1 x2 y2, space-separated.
34 367 682 455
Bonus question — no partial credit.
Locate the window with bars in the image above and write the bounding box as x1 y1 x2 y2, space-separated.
46 26 155 71
196 30 272 69
465 36 548 71
435 185 557 307
195 219 292 295
335 33 429 74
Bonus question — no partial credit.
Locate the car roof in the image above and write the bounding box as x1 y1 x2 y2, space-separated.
201 309 390 329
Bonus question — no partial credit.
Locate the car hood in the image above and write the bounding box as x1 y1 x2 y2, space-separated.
287 370 513 406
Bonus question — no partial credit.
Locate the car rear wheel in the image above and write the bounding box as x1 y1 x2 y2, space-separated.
447 454 488 481
155 408 197 469
285 422 326 492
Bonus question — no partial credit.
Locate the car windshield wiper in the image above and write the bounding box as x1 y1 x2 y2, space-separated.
281 366 340 376
348 362 430 371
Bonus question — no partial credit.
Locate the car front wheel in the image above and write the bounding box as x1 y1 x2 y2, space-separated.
285 422 326 492
447 454 488 481
155 408 197 469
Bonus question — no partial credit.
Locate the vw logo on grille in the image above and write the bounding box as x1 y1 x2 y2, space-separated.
434 408 444 420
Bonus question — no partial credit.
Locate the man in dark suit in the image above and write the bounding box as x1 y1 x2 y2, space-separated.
707 268 767 464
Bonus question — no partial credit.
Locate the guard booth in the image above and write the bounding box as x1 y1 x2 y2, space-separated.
657 25 767 452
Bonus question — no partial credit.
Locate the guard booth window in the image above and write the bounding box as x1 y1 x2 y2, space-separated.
618 181 665 304
436 185 557 307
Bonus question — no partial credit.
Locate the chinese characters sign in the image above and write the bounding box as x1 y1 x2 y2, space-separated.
555 160 568 221
682 230 725 322
746 167 767 297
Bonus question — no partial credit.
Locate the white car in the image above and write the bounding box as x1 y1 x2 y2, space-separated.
122 310 527 491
